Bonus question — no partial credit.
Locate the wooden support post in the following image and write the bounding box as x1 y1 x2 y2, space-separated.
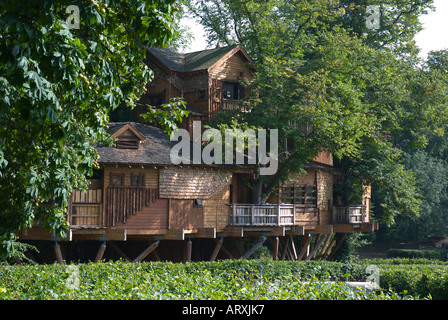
54 241 63 264
108 241 131 261
272 237 279 261
297 234 312 261
132 241 160 263
305 234 326 261
220 244 235 260
184 239 192 263
210 238 224 261
289 235 298 260
328 234 347 261
281 236 291 261
317 233 333 260
94 241 107 263
241 237 266 260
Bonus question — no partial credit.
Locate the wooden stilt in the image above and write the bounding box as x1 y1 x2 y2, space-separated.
132 241 159 263
108 241 131 261
289 235 298 260
94 242 107 263
281 236 291 260
297 234 312 261
152 250 161 261
305 234 326 261
317 233 333 260
272 237 279 260
210 238 224 261
321 235 336 258
328 234 347 261
54 241 63 264
241 237 266 260
184 239 192 262
220 244 235 260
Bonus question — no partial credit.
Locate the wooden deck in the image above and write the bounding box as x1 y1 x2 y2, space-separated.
333 206 367 224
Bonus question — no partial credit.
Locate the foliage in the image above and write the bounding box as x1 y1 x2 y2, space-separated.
0 259 426 300
0 0 185 258
187 0 442 229
387 248 448 260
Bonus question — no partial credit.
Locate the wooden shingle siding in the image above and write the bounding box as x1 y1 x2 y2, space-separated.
159 167 232 200
203 186 231 231
209 52 254 82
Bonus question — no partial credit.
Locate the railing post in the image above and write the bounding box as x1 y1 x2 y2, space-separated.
277 204 281 226
251 205 255 225
232 204 236 225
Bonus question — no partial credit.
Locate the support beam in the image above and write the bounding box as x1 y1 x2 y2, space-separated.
108 242 131 261
94 242 107 263
54 241 63 264
132 241 160 263
317 233 333 261
272 237 279 261
289 235 298 261
209 238 224 261
305 234 327 261
328 234 347 261
220 244 235 260
241 237 266 260
281 236 291 261
184 239 193 262
297 234 312 261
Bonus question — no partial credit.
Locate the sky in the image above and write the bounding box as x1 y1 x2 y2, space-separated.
181 0 448 59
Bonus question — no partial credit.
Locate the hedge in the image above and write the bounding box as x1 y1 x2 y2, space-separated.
1 259 446 300
387 248 448 260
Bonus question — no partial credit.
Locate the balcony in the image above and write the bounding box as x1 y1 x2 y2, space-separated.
229 204 295 227
333 206 367 224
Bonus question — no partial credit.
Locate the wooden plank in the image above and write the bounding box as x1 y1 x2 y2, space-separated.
272 237 279 260
316 225 333 234
333 224 354 233
71 228 126 241
194 228 216 238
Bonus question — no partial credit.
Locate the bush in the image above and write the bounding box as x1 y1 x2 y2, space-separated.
0 260 416 300
387 248 448 260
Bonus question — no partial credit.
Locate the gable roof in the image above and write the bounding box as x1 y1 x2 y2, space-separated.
147 44 253 73
110 123 147 142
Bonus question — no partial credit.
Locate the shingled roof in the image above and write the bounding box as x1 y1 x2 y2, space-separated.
96 122 176 165
96 122 253 169
147 44 252 73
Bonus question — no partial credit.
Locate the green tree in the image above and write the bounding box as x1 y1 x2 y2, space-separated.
189 0 441 227
0 0 186 258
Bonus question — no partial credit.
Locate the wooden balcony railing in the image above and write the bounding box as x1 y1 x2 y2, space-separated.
333 206 367 224
229 204 295 227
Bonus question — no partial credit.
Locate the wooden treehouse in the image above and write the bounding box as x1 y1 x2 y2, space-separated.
18 45 378 263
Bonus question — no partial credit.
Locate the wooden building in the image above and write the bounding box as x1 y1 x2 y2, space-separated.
18 45 378 263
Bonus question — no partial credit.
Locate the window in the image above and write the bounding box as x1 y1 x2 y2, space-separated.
148 91 165 106
197 89 206 100
131 173 145 187
116 137 139 149
281 184 317 208
223 82 241 100
193 199 203 208
110 173 124 187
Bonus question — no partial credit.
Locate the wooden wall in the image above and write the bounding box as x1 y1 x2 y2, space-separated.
209 51 254 82
203 185 231 232
103 166 167 233
169 199 203 229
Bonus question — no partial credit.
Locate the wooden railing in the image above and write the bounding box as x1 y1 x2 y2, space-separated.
70 189 102 227
229 204 295 227
333 206 366 224
106 187 157 227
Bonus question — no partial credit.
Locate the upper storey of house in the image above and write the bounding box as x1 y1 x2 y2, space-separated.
142 44 255 122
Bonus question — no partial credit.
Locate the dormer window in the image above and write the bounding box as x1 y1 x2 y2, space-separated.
110 123 146 150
